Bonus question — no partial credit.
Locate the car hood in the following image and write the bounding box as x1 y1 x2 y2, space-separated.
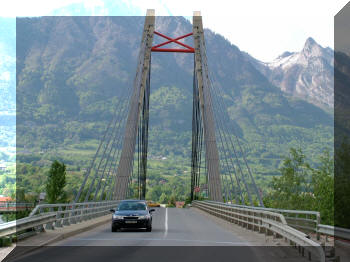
115 210 148 216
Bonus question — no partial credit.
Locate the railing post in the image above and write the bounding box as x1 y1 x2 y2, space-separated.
259 213 265 234
87 203 93 220
75 204 81 223
97 202 103 217
77 204 82 222
36 207 45 232
316 213 321 240
87 203 92 220
55 206 63 228
92 203 97 219
70 204 77 224
63 206 71 226
104 202 109 215
79 204 84 222
94 203 99 218
82 204 87 221
45 207 55 230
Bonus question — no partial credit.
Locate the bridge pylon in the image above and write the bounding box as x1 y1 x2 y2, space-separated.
191 12 222 201
113 10 222 202
113 10 155 200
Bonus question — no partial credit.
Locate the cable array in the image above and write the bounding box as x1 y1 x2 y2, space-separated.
74 32 149 202
191 58 205 200
75 14 263 206
199 37 264 206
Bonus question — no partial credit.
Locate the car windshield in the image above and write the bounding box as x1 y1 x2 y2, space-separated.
118 202 147 211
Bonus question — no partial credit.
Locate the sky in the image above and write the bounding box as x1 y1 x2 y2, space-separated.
0 0 348 61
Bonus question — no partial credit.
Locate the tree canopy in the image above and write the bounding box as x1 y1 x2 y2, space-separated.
46 160 67 203
263 147 334 225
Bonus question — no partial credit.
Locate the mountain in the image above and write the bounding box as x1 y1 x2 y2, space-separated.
14 16 333 193
244 37 334 109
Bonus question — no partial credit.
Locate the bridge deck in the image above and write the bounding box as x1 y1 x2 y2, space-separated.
6 208 315 262
54 207 249 246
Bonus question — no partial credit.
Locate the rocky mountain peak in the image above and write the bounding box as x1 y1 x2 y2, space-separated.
304 37 317 47
246 37 334 109
301 37 324 58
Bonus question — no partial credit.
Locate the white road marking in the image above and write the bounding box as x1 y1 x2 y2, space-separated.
164 207 168 238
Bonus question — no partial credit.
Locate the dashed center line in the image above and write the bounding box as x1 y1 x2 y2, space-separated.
164 207 168 238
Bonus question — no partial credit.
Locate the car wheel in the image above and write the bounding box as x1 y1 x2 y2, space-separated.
111 226 118 232
146 226 152 232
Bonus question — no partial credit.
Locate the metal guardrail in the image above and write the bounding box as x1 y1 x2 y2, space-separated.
0 213 56 238
193 201 325 262
29 200 120 230
206 200 321 238
207 201 350 243
318 224 350 241
0 200 120 240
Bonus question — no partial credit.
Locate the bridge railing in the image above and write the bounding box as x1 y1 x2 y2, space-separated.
0 213 57 238
205 200 320 238
204 201 350 243
0 200 119 240
29 200 120 230
317 224 350 241
193 200 325 262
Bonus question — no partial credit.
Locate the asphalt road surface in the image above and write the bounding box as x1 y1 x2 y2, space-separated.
56 207 250 246
6 208 269 262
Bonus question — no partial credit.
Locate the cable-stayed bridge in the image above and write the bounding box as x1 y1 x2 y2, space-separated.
2 10 347 262
72 9 263 206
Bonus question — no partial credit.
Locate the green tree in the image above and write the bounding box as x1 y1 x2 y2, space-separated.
159 193 168 204
46 160 67 203
264 147 336 225
146 185 162 201
168 195 176 207
311 150 334 225
335 138 350 228
264 148 314 210
16 188 26 201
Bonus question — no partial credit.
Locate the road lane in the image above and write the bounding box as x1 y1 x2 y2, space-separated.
54 207 250 246
5 208 315 262
5 208 277 262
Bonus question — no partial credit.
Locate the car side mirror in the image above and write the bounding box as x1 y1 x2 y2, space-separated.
149 209 155 213
110 209 115 213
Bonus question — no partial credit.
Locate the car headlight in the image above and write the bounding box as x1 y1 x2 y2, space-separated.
113 215 124 219
138 214 150 219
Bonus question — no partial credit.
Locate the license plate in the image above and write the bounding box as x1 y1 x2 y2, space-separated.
125 221 137 224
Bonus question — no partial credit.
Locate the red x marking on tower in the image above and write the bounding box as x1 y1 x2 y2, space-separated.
151 31 195 53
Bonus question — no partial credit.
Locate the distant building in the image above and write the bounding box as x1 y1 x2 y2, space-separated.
159 179 167 185
39 192 46 201
175 201 185 208
0 163 6 171
0 195 12 202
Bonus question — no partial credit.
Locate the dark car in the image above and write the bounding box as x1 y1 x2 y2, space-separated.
110 200 155 232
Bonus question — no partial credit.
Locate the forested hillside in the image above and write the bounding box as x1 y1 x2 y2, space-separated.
14 16 333 200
